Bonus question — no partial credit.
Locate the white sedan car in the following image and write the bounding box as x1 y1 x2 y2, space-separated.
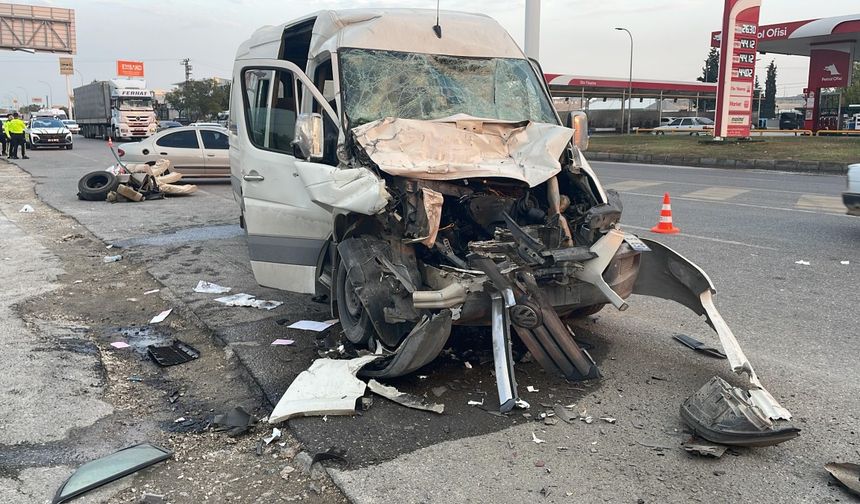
653 117 715 135
62 120 81 135
117 126 229 178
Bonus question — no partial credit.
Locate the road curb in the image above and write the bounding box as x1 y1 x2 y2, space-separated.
587 151 847 174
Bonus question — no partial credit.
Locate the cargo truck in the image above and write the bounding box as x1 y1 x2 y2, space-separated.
73 79 158 140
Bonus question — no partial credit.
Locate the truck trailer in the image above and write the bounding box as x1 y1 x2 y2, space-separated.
73 79 157 140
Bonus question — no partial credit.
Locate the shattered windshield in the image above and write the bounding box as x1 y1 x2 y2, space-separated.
339 48 557 127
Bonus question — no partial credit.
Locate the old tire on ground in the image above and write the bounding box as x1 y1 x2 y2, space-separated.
335 262 373 346
77 171 119 201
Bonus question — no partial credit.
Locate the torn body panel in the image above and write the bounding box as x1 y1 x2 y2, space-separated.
295 162 389 215
633 238 791 421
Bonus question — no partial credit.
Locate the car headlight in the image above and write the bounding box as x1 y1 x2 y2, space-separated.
66 134 72 141
31 134 40 142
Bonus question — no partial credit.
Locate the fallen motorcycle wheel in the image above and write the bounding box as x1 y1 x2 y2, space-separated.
77 171 119 201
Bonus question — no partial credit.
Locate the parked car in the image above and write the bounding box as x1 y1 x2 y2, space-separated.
653 117 714 135
117 126 229 177
779 111 804 130
188 122 225 128
660 116 676 126
62 119 81 135
157 120 183 131
844 163 860 216
26 118 73 150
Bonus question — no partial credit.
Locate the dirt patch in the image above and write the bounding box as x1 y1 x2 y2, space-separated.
0 161 347 503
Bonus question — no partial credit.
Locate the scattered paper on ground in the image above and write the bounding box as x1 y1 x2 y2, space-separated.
841 260 850 265
287 319 339 331
110 341 130 349
193 280 231 294
532 432 546 444
271 339 295 346
367 379 444 414
144 289 160 295
19 204 34 213
103 255 122 263
795 260 810 266
269 355 380 423
215 293 283 311
150 309 172 324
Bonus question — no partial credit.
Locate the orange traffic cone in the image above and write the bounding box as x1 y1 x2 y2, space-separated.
651 192 680 234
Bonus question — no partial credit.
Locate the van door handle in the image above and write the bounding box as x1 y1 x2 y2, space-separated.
243 174 264 182
159 152 168 155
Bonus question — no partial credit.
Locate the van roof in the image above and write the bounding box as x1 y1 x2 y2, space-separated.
237 9 525 61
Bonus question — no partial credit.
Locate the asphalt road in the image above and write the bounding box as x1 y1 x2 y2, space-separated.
17 139 860 503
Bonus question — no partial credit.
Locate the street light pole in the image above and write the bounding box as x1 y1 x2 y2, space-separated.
615 27 633 134
16 86 30 107
38 80 53 107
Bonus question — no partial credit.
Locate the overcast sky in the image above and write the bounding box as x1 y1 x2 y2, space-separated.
1 0 857 108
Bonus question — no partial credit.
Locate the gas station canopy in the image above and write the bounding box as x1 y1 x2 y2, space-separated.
712 14 860 57
545 74 716 100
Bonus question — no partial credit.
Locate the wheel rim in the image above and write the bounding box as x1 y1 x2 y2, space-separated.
343 281 362 320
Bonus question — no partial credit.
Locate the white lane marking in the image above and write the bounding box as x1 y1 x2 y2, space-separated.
603 180 661 192
622 191 852 217
795 194 845 212
682 187 750 201
622 224 778 251
598 174 837 197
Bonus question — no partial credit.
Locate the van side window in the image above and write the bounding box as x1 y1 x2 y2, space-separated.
242 68 297 154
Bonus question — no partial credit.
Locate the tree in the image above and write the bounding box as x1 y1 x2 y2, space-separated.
762 60 777 119
19 104 40 115
165 78 230 122
697 47 720 110
843 62 860 106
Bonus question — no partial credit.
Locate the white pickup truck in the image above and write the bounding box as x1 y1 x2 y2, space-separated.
228 9 794 441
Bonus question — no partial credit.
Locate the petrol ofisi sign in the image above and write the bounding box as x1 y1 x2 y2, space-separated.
714 0 761 139
116 60 144 77
807 45 854 88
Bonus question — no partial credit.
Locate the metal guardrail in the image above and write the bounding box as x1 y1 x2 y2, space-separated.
635 128 714 135
635 128 816 137
749 129 813 136
815 129 860 136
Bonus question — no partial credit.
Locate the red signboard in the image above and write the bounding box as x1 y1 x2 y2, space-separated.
116 60 144 77
710 19 816 47
807 46 854 88
714 0 761 139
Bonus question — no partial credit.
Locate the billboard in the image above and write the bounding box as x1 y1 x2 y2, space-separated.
807 45 854 88
0 3 76 54
714 0 761 139
117 60 144 78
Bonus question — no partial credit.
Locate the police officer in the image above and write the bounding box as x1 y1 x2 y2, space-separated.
6 112 28 159
0 114 9 156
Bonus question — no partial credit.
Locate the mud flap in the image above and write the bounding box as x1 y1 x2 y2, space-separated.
358 309 452 379
632 238 792 421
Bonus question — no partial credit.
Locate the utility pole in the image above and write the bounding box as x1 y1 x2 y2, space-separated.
180 58 193 83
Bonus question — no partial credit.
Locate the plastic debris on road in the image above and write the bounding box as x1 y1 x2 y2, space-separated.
286 319 339 331
110 341 130 349
269 355 380 423
367 379 444 414
467 398 484 406
213 406 256 437
149 309 172 324
215 293 284 311
841 260 850 265
103 255 123 263
531 432 546 444
682 437 727 458
263 428 282 445
271 339 295 346
526 385 539 393
193 280 231 294
144 289 160 295
794 260 810 266
825 462 860 496
19 204 35 213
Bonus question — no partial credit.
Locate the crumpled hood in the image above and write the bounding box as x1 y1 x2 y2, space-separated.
351 115 573 188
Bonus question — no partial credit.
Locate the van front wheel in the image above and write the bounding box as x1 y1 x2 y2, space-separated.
335 262 373 346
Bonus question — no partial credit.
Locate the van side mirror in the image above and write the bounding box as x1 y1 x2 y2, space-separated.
294 113 324 161
567 111 589 151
